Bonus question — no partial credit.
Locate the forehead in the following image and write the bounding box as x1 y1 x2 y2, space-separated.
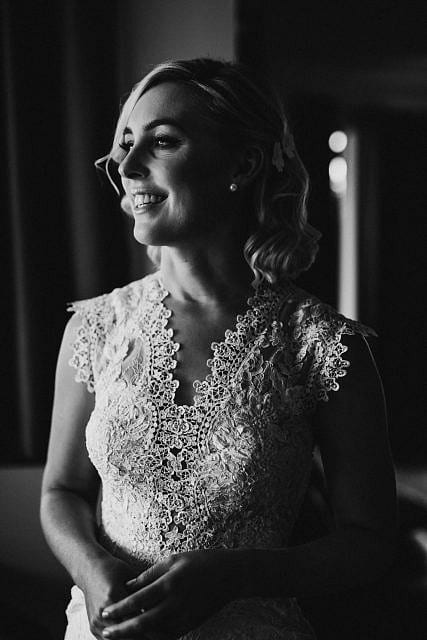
126 82 205 132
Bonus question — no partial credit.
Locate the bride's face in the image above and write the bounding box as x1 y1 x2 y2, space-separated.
118 82 238 247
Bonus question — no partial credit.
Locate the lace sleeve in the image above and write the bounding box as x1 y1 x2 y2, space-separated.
67 294 110 393
290 299 377 404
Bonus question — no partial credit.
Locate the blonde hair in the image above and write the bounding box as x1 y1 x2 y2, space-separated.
96 58 320 284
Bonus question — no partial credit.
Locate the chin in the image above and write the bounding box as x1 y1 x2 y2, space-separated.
133 228 154 246
132 217 192 248
132 222 169 247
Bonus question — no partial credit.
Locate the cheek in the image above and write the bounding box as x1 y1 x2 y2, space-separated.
166 152 227 198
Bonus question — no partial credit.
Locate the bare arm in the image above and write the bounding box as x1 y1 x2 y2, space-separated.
40 315 138 639
247 333 398 597
40 313 105 583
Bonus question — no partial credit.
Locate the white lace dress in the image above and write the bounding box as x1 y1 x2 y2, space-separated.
64 273 375 639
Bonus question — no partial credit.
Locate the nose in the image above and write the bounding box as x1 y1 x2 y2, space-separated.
118 147 149 179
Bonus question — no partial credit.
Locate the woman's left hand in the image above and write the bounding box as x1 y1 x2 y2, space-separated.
100 549 248 639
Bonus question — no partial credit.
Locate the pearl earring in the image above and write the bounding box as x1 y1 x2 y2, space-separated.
229 183 238 192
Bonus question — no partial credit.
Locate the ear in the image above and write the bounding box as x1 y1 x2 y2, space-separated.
231 145 264 188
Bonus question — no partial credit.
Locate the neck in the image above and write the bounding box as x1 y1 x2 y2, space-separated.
158 243 254 305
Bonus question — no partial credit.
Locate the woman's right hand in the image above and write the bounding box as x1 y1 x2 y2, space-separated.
79 553 139 640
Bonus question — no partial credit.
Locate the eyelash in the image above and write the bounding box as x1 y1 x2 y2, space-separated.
118 135 178 153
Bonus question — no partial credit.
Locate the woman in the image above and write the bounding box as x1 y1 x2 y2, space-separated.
40 58 397 640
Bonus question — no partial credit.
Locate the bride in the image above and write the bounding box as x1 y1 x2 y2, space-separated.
40 58 397 640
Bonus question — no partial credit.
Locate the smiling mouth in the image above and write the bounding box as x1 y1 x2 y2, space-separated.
133 193 167 209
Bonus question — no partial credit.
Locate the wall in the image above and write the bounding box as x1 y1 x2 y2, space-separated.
0 466 70 638
118 0 235 89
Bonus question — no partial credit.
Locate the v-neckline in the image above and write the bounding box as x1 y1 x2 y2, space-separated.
154 274 264 411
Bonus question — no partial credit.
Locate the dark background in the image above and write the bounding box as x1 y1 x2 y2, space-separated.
1 0 426 638
236 0 427 470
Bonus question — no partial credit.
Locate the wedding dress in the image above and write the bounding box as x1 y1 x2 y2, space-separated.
64 272 375 639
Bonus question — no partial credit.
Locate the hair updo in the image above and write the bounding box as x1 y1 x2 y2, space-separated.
96 57 321 285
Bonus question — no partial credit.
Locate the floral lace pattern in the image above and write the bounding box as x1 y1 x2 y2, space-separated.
66 274 375 639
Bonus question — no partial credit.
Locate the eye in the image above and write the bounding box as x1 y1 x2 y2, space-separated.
153 135 179 149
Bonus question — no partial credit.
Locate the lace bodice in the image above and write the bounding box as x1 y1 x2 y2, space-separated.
66 273 375 640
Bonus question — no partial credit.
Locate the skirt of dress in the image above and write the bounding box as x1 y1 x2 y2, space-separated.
64 585 316 640
64 586 94 640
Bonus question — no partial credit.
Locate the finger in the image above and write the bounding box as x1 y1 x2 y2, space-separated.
102 580 164 620
101 605 168 639
125 559 170 592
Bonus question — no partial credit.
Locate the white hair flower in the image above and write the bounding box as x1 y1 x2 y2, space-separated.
283 133 295 159
272 134 295 172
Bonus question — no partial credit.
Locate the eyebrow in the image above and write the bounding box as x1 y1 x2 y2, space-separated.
123 118 186 135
